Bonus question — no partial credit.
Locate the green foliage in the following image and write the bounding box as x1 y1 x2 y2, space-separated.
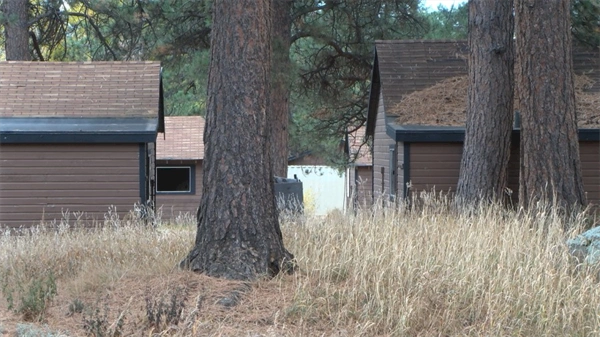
1 271 57 322
572 0 600 47
162 50 210 117
288 0 426 164
420 2 468 39
289 90 348 168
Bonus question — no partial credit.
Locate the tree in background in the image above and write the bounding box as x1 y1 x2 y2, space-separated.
421 2 467 39
571 0 600 48
1 0 30 60
289 0 423 163
456 0 514 205
515 0 587 211
179 0 294 280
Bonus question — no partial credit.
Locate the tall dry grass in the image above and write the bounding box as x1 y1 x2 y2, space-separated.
283 198 600 336
0 210 193 298
1 197 599 336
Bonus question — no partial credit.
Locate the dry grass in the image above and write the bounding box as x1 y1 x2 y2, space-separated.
1 198 600 336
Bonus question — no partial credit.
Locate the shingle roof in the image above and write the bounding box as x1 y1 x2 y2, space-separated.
367 40 600 131
0 61 162 118
156 116 205 160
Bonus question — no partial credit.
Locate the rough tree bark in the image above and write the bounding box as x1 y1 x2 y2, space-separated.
456 0 514 205
2 0 31 60
180 0 294 280
270 0 293 178
515 0 587 211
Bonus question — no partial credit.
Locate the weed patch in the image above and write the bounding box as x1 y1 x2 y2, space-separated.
1 271 57 322
144 286 187 331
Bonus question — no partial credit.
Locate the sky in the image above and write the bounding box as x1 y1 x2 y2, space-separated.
421 0 467 11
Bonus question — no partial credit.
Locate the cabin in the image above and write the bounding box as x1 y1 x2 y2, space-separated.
366 40 600 204
155 116 348 217
155 116 204 219
346 127 372 208
0 61 164 228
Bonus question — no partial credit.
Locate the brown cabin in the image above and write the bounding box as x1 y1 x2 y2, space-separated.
346 127 373 208
366 40 600 204
0 61 164 228
155 116 204 219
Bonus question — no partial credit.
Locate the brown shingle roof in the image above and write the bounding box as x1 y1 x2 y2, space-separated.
156 116 205 160
373 40 600 125
0 61 161 118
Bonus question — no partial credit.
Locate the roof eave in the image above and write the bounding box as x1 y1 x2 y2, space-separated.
387 123 600 142
0 132 157 144
0 117 159 144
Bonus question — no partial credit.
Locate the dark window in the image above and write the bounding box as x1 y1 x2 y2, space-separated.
156 167 191 193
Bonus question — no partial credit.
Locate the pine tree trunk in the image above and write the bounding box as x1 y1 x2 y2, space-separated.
270 0 292 178
2 0 31 61
515 0 587 211
180 0 294 280
456 0 514 205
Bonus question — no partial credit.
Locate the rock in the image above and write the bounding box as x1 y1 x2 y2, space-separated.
217 284 251 308
567 226 600 265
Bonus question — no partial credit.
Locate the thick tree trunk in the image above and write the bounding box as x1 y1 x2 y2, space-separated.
515 0 587 211
456 0 514 205
270 0 292 178
180 0 294 280
2 0 31 61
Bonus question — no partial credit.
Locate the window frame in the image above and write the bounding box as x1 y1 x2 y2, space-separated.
155 165 195 195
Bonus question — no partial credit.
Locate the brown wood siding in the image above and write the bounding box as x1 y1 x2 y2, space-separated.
155 160 202 220
0 144 141 228
408 143 462 195
373 93 395 201
357 166 373 205
579 141 600 205
506 140 597 206
408 141 599 206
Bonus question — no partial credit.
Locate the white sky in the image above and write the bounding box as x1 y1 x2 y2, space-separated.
422 0 467 11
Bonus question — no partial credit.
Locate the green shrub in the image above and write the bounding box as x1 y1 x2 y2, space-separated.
2 272 57 322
